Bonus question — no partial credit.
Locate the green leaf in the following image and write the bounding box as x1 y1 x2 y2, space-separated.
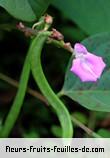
61 26 86 41
52 0 110 35
97 129 110 138
62 32 110 112
0 0 51 21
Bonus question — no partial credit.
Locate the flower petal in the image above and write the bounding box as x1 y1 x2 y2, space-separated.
70 43 106 82
74 43 88 54
86 52 106 78
70 58 98 82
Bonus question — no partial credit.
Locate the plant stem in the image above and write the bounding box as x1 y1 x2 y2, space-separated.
17 22 73 53
0 46 31 137
88 111 96 130
71 116 101 138
0 71 100 138
30 31 73 138
47 38 73 53
85 111 97 137
0 72 48 105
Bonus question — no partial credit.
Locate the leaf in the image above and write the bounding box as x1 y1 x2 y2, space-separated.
0 0 51 21
62 32 110 112
97 129 110 138
52 0 110 35
61 26 86 41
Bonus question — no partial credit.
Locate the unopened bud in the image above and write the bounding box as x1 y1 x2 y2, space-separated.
45 14 53 24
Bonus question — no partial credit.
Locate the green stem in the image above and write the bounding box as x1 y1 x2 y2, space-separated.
0 43 32 137
85 111 96 138
30 31 73 138
47 38 73 53
0 72 48 105
88 111 96 130
71 116 101 138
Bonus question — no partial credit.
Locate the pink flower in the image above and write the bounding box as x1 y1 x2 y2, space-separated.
70 43 106 82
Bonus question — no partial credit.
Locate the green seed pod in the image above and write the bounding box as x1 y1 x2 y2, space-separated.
30 31 73 138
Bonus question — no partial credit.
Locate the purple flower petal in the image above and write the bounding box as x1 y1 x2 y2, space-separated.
70 43 106 82
86 52 106 78
74 43 88 54
71 59 97 82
